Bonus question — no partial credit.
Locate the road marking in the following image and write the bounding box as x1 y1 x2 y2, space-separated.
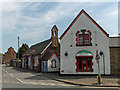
9 74 14 77
16 78 23 83
2 67 76 87
2 68 23 83
2 69 9 74
47 83 55 85
29 82 39 85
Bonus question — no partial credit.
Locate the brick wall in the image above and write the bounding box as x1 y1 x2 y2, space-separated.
3 47 16 64
110 47 120 76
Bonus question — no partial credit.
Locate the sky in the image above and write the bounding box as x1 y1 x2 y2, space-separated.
1 1 119 53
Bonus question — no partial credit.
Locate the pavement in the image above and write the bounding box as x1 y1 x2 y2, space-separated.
2 64 120 88
34 72 120 87
15 68 120 88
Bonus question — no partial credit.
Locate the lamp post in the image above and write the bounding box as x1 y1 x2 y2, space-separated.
18 37 19 59
103 53 105 75
100 51 105 75
95 50 101 85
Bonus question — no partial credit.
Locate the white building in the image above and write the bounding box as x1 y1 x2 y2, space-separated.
60 9 110 75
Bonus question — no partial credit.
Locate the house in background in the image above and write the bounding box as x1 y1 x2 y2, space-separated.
0 54 3 64
109 36 120 76
22 25 60 72
3 47 16 65
41 50 59 72
60 9 110 75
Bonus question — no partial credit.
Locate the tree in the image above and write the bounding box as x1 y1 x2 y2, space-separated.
16 43 29 59
0 53 4 56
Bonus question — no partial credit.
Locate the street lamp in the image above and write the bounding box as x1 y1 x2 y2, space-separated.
100 51 105 75
95 50 101 85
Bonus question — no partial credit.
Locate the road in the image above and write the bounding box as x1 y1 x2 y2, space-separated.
1 64 118 90
2 64 81 88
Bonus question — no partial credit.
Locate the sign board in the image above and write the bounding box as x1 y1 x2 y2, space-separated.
95 50 100 60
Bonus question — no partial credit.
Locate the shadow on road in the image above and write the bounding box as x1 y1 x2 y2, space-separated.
5 65 120 81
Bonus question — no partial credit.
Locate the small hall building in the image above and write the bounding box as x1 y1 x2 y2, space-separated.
60 9 110 75
22 25 60 72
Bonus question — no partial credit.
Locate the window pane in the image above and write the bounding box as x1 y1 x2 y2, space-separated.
83 59 86 70
85 40 89 44
85 34 89 39
79 60 82 70
88 66 90 70
79 42 83 45
79 34 83 38
77 34 90 45
52 59 56 68
53 61 55 67
83 60 86 64
87 58 91 70
83 66 86 70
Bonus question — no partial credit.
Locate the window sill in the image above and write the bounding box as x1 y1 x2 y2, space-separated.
51 66 56 68
76 70 93 72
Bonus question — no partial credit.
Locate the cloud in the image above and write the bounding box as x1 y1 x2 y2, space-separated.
2 2 118 53
3 2 84 42
109 10 118 16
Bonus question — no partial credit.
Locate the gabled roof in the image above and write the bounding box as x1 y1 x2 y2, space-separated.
42 50 58 61
51 25 58 31
29 39 52 55
60 9 109 39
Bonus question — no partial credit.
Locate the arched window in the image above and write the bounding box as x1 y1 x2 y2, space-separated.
51 59 56 68
76 50 93 72
54 31 56 36
54 40 56 46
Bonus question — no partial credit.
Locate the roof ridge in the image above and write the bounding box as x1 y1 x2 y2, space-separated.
30 38 51 48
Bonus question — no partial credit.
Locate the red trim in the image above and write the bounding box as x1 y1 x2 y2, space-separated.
76 56 93 57
86 58 88 71
54 50 59 58
87 30 91 33
77 34 80 45
77 30 80 33
91 59 92 70
82 58 83 71
48 50 59 60
60 9 109 39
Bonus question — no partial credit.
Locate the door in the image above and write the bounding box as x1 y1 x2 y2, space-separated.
76 57 92 72
43 61 47 72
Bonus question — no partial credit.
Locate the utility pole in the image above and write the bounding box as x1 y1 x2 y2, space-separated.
18 37 19 59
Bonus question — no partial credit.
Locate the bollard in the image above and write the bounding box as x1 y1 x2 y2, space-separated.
97 75 100 85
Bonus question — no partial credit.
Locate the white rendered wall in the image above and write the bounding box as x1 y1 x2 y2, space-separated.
47 53 59 72
60 13 110 75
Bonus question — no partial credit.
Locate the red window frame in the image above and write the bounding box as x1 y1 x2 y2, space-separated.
76 57 93 72
77 34 90 46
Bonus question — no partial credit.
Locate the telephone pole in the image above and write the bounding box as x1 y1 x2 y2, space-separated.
18 37 19 59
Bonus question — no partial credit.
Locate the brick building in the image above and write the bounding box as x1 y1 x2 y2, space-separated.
0 54 2 64
109 36 120 76
3 47 16 64
22 25 60 72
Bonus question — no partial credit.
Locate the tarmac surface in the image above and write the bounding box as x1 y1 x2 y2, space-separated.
1 64 120 89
